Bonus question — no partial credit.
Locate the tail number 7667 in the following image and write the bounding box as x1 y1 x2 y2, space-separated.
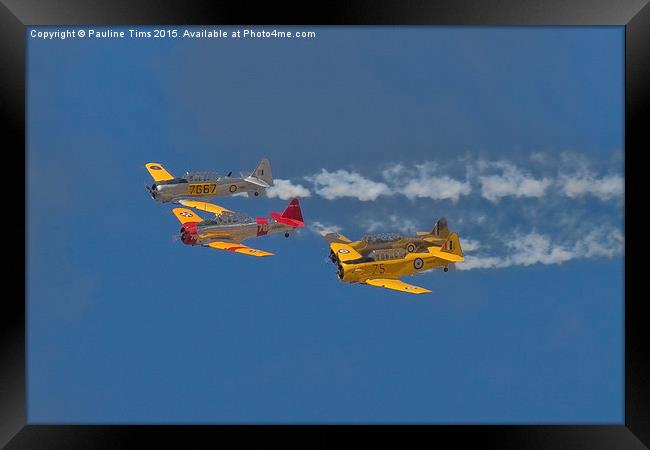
189 184 217 195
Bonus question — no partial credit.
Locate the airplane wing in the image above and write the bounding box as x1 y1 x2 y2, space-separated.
171 208 203 224
365 278 431 294
145 162 175 182
329 242 363 262
207 241 273 257
320 230 353 244
179 200 232 216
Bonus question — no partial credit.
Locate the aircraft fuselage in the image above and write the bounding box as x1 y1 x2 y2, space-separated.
180 218 293 246
150 177 264 203
334 250 451 284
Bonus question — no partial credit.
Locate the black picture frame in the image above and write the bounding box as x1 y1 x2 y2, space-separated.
3 1 648 448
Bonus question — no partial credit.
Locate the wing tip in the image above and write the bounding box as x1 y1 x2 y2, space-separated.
146 162 174 181
366 278 432 294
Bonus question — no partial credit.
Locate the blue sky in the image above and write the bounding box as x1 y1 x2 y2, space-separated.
27 26 624 423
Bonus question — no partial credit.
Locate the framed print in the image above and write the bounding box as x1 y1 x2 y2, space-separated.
3 0 649 448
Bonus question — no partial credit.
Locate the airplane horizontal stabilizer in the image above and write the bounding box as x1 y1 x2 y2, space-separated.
426 232 464 262
244 176 271 188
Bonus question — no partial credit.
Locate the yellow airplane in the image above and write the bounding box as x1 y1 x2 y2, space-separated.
321 218 451 256
170 197 304 257
324 228 464 294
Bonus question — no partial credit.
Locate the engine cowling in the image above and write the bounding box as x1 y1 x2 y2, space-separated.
180 222 199 245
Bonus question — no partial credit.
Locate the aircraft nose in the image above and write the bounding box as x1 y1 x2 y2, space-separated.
336 262 344 279
180 224 197 245
146 184 157 199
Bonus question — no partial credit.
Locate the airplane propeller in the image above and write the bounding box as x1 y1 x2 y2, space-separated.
144 183 156 200
227 171 232 177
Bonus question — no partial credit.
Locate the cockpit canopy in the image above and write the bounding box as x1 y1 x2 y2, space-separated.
184 171 222 182
209 211 255 225
360 232 402 244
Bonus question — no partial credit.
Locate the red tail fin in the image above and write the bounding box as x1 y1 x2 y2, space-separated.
270 198 304 227
282 198 303 222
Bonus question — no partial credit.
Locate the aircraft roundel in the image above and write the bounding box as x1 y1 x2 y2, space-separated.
407 243 416 252
180 211 194 217
413 258 424 270
229 185 237 192
338 249 350 254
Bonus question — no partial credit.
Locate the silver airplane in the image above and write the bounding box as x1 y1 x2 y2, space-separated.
145 158 273 203
171 198 304 257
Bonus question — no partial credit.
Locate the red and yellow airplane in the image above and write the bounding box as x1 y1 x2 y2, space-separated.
171 198 304 257
325 229 464 294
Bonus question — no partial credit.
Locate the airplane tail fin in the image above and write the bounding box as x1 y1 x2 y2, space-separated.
440 232 463 258
281 197 303 223
270 198 304 228
416 217 450 238
250 158 273 186
432 217 449 238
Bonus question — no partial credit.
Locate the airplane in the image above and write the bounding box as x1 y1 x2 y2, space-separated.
323 226 464 294
171 197 304 257
145 158 273 203
321 218 451 259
